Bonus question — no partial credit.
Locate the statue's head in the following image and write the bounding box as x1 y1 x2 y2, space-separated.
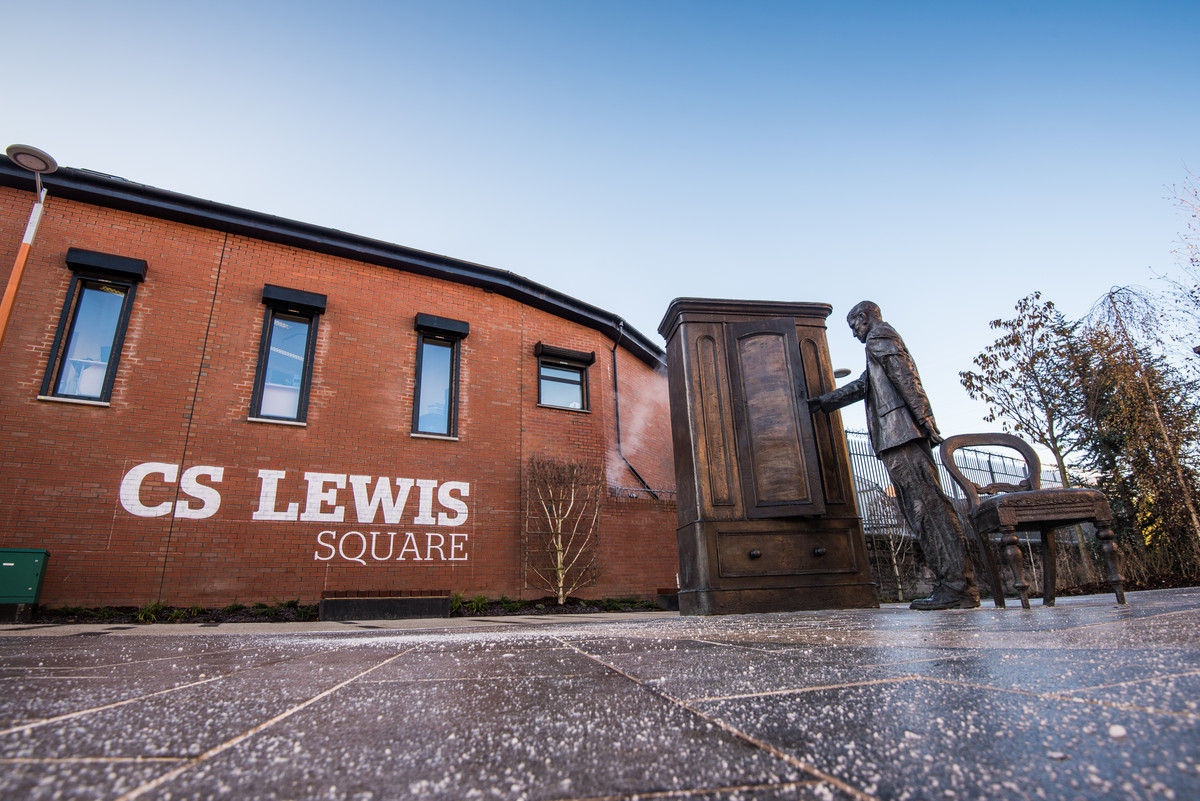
847 301 881 342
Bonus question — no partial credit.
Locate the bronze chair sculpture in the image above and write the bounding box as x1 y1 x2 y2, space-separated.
938 433 1127 609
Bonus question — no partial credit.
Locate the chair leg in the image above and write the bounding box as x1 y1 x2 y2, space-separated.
984 541 1003 609
1000 526 1029 609
982 534 1006 609
967 521 1006 608
1095 522 1127 605
1042 529 1057 607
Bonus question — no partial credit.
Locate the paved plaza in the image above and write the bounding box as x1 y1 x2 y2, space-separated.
1 588 1198 800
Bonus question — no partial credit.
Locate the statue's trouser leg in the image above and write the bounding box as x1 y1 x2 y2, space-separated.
881 441 976 595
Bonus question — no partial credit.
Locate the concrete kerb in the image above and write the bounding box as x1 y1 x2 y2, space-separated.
0 592 1154 637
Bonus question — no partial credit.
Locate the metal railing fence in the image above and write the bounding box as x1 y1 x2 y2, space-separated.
845 430 1062 540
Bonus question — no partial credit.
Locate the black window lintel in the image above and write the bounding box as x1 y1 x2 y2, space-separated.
262 284 327 315
415 313 469 340
534 342 595 365
66 248 147 282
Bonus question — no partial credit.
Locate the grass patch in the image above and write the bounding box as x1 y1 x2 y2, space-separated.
134 602 168 624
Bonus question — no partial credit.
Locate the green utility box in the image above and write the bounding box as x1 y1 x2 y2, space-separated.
0 549 49 604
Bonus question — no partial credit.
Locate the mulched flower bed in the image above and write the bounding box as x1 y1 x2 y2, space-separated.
450 596 661 617
28 596 663 625
30 601 320 625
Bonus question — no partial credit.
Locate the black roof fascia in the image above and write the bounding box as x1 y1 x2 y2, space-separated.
0 158 664 366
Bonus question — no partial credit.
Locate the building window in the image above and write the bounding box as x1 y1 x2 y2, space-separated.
413 313 469 437
41 248 147 402
251 285 326 422
535 342 595 411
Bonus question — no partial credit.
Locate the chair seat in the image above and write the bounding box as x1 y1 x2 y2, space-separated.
972 488 1111 532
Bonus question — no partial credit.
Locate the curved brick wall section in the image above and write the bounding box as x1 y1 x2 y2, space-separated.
0 186 677 607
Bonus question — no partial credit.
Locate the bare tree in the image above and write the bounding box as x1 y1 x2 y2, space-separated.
868 488 915 602
524 457 602 604
1162 169 1200 334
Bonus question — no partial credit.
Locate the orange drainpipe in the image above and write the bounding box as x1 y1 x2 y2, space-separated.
0 185 48 350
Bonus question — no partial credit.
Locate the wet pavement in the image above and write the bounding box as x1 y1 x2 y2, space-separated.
1 588 1197 800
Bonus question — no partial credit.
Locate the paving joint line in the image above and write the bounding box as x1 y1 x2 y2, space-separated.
557 638 879 801
686 676 918 704
113 647 417 801
2 645 252 674
365 672 599 684
1055 667 1200 694
896 675 1200 721
1015 606 1195 634
1046 692 1200 721
0 756 185 765
0 645 354 737
0 674 230 737
552 778 828 800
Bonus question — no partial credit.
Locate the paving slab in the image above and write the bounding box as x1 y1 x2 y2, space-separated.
1 588 1197 800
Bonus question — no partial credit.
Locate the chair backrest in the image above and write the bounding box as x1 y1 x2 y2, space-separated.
938 433 1042 510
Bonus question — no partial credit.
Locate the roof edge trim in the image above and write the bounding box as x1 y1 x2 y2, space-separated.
0 158 663 366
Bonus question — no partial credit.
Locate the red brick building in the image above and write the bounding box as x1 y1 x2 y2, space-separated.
0 156 677 608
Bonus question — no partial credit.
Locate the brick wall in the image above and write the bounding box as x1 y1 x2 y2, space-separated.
0 186 677 607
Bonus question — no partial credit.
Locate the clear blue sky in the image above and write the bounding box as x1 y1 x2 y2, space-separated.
5 0 1198 438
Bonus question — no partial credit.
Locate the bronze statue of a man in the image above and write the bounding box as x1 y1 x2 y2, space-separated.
809 301 979 610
